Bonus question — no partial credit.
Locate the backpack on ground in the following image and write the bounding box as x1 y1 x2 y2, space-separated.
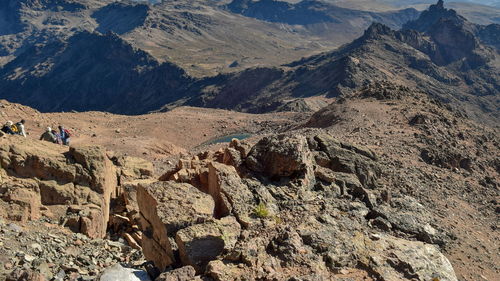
10 124 19 134
64 129 71 138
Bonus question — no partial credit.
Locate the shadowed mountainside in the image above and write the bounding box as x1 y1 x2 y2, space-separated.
0 31 191 114
175 1 498 124
0 0 420 78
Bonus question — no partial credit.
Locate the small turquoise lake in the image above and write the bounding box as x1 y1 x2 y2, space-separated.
203 133 252 145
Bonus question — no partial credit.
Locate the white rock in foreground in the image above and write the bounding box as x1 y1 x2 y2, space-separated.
99 264 151 281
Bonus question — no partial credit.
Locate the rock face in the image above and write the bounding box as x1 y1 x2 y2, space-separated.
207 162 254 220
0 137 117 238
0 136 153 240
68 146 118 239
136 181 215 271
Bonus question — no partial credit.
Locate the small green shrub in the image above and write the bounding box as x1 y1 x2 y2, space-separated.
272 215 282 224
253 202 270 218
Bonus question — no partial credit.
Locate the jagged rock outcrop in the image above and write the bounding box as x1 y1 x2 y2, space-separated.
0 137 117 238
0 135 153 240
402 0 500 54
137 132 456 279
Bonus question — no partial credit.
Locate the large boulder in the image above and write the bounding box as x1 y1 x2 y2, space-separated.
0 138 118 238
176 216 241 273
136 181 215 271
360 234 458 281
246 134 313 178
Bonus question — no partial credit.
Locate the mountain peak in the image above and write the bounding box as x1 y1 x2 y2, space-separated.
403 0 464 33
362 22 394 39
435 0 445 10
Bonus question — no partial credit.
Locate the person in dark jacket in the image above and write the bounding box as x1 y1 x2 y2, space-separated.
1 121 15 135
58 125 71 145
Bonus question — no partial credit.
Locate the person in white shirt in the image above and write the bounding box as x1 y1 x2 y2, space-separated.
16 119 26 137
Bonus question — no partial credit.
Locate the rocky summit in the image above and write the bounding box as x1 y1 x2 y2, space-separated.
0 1 498 281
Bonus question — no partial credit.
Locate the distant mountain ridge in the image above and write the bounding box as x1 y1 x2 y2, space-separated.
0 0 421 77
177 1 499 124
0 0 498 125
227 0 420 30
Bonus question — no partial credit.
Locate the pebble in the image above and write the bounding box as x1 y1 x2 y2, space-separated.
31 243 43 252
4 262 13 270
54 270 65 281
24 255 37 262
8 223 23 233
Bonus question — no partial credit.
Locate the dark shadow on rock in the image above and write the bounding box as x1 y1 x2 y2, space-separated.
92 2 149 35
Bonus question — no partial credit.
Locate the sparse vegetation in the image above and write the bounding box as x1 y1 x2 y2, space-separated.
253 202 270 218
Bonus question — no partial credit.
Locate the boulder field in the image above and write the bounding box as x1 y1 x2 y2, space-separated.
0 133 458 280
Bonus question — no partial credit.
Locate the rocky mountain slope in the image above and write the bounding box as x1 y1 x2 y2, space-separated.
0 81 498 281
0 0 424 114
179 1 499 124
0 0 497 124
0 31 193 114
0 0 419 76
226 0 419 34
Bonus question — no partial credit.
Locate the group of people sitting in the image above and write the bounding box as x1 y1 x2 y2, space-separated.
1 120 26 137
1 119 71 145
40 126 71 145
